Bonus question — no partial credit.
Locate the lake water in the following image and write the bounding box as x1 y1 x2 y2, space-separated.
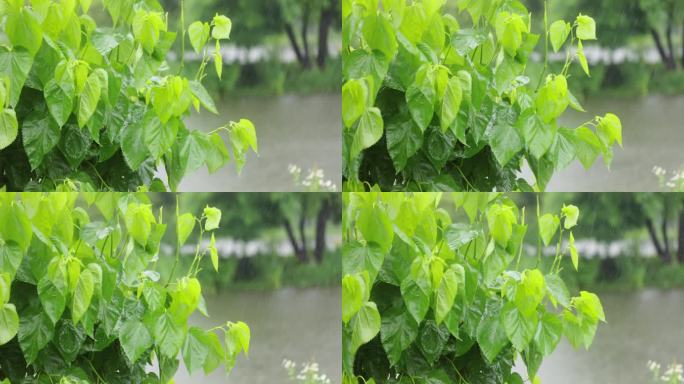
173 287 341 384
178 94 341 192
536 289 684 383
524 95 684 192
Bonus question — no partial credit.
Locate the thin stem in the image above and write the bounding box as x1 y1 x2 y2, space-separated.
166 194 181 286
178 0 186 75
536 195 542 268
536 0 549 90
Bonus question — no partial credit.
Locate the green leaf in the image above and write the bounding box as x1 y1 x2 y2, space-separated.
72 269 95 324
342 79 368 128
490 108 523 166
0 303 19 345
362 13 398 59
78 69 106 127
342 274 363 324
350 107 383 161
476 300 508 363
576 14 596 40
538 213 560 246
202 331 224 374
549 20 571 52
440 77 462 133
385 113 423 172
0 108 18 150
154 312 185 358
342 241 384 282
0 47 33 108
144 113 178 160
189 81 218 114
486 204 516 247
535 75 569 123
205 133 231 174
212 14 232 40
209 233 219 272
518 109 555 159
132 10 164 53
6 7 43 55
230 321 250 356
406 68 436 132
121 106 150 171
569 232 579 271
545 274 571 308
38 277 67 325
177 213 195 247
18 310 54 363
0 204 32 252
203 206 221 231
380 304 419 366
119 319 153 363
188 21 210 53
183 327 209 374
534 312 562 357
350 302 381 354
214 40 223 79
574 126 602 169
400 265 431 323
597 113 622 147
356 202 393 253
0 242 23 279
22 111 62 171
514 269 546 317
575 291 605 322
577 40 590 76
562 309 597 349
125 203 154 246
0 273 9 305
45 80 74 128
435 267 459 325
502 301 537 351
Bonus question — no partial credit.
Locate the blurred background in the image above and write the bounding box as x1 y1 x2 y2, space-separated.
504 193 684 383
163 0 342 192
151 193 341 383
519 1 684 191
89 0 342 191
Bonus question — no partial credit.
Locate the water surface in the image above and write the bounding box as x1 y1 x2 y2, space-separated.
179 94 341 192
536 289 684 383
174 287 341 384
524 95 684 192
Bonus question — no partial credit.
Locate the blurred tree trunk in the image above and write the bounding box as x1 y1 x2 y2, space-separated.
661 214 673 262
285 24 307 66
651 28 676 70
301 2 311 68
646 218 668 261
298 213 308 260
313 198 333 263
317 0 337 68
284 219 307 263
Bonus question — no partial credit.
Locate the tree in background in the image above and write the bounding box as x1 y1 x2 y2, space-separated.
279 0 340 68
189 193 341 263
562 193 684 264
160 0 341 69
547 0 684 70
272 193 341 263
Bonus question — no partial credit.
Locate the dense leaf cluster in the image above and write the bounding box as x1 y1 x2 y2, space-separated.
342 0 622 191
0 0 257 191
342 192 605 383
0 193 249 383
